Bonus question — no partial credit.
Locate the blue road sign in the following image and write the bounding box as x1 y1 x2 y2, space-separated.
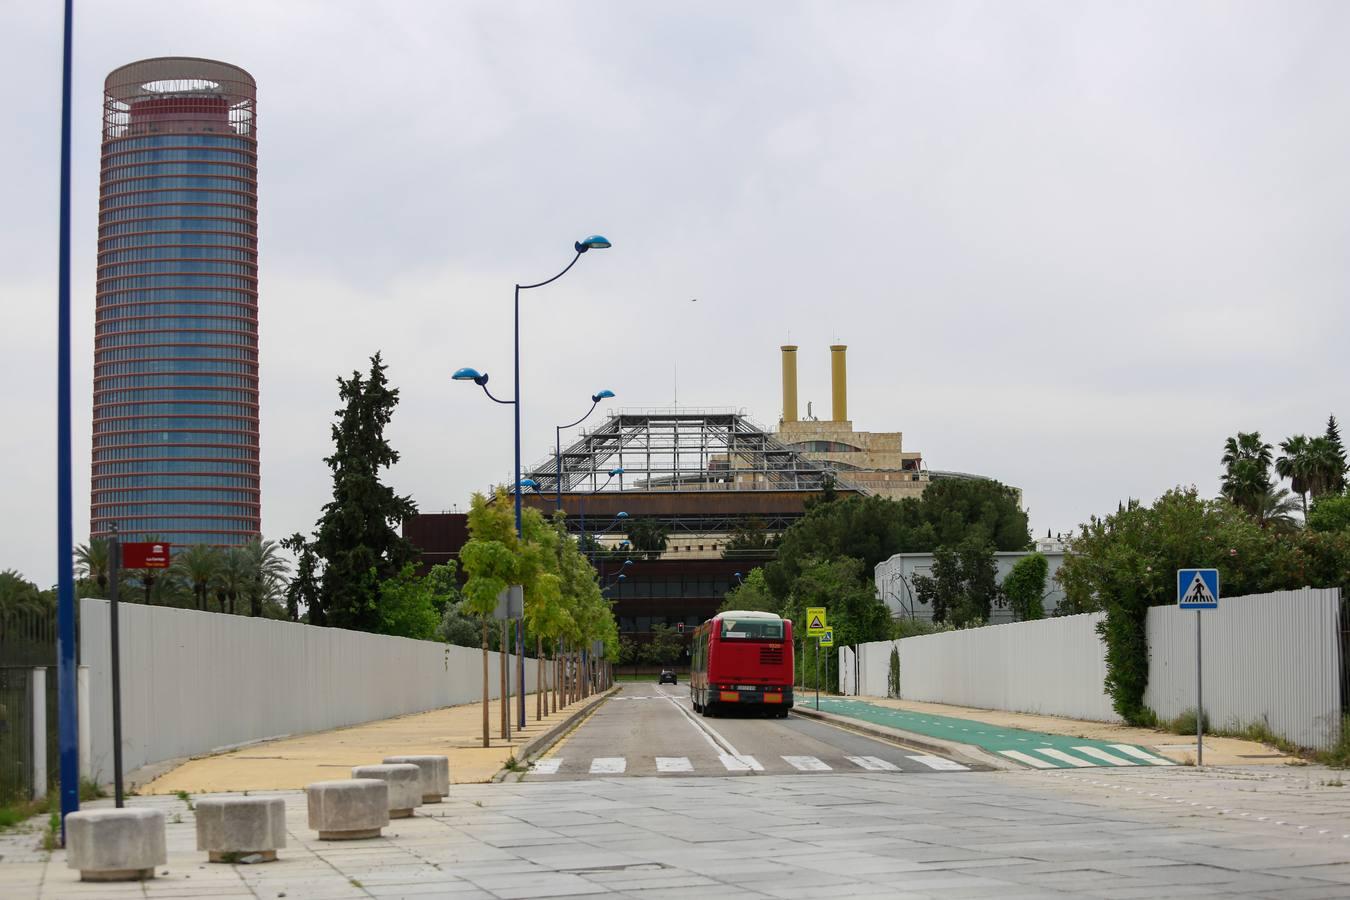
1177 568 1220 609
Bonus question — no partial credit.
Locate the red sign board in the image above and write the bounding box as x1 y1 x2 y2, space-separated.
122 542 171 569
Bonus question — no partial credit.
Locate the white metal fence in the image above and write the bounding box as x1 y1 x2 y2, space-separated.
80 598 539 782
853 588 1343 749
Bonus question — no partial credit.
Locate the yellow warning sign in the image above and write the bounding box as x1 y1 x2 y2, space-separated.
806 607 827 636
819 629 834 647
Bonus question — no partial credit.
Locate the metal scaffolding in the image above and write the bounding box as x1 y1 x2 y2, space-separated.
522 408 865 498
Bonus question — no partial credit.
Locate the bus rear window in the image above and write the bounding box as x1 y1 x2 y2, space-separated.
720 619 783 640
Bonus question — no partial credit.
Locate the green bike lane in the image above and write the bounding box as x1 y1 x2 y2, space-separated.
808 696 1177 769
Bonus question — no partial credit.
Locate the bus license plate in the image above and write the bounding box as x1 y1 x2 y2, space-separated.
736 685 758 691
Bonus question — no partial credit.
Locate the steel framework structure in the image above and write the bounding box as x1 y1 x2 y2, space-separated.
522 408 865 500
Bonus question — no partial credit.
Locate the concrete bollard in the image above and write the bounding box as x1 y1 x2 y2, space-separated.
195 796 286 862
306 779 389 840
383 755 450 803
65 808 166 882
351 764 421 818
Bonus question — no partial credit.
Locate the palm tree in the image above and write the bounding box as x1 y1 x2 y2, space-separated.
0 569 43 616
1221 432 1273 517
74 539 111 595
1305 435 1346 499
241 537 291 617
213 547 250 615
172 544 220 611
1275 434 1313 517
1255 486 1302 532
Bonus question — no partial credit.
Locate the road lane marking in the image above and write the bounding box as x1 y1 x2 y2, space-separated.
998 750 1057 769
589 757 626 774
783 755 832 771
719 754 764 772
656 757 693 773
907 755 969 771
654 686 752 762
1109 744 1176 765
846 755 899 771
1034 748 1095 767
529 759 562 775
1073 746 1138 766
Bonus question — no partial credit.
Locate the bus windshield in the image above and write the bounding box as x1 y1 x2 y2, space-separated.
719 618 784 641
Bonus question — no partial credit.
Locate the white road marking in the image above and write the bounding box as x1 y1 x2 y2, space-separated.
719 753 764 772
1074 746 1138 766
907 755 969 771
1109 744 1176 765
783 755 832 771
999 750 1057 769
590 757 626 774
1035 748 1096 768
846 755 899 771
655 756 693 773
529 758 562 775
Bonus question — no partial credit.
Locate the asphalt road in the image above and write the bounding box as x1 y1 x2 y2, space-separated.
524 680 975 779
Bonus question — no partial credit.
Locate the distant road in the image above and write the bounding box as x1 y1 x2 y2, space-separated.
524 681 975 779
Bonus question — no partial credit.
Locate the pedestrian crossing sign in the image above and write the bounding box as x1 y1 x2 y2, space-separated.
806 607 828 636
1177 568 1219 610
819 629 834 647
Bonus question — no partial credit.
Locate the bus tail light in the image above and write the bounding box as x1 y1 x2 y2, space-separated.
719 691 740 702
764 693 782 704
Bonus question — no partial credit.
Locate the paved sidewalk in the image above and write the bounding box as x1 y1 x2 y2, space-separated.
812 696 1294 768
143 691 606 795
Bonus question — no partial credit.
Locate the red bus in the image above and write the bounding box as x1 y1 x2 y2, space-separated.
690 610 794 717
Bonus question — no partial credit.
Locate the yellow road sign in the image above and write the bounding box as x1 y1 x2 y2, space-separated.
819 629 834 647
805 607 828 636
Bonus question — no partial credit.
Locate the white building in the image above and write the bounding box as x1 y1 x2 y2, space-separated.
874 550 1068 624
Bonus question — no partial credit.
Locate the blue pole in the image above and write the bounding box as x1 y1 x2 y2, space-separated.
514 285 526 730
56 0 79 839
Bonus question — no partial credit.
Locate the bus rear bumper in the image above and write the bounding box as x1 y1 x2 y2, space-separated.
715 688 794 708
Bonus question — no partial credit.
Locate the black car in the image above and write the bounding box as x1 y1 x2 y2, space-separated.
658 669 677 684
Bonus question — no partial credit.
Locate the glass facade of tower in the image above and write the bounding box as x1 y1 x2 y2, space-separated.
91 58 260 546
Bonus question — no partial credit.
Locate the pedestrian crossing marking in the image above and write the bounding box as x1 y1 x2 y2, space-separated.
998 750 1057 769
1073 746 1137 767
655 756 693 773
1034 748 1096 768
846 755 899 771
719 753 763 772
1109 744 1175 765
589 757 626 774
907 755 969 771
530 758 562 774
783 755 832 771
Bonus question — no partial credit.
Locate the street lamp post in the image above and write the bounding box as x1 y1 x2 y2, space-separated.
454 234 611 731
556 391 615 510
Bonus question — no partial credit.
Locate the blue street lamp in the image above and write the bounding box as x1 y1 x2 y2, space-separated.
453 235 611 730
556 390 616 509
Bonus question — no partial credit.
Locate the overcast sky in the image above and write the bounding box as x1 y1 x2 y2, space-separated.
5 1 1348 585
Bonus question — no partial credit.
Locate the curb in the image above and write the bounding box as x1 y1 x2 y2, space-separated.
791 704 1019 771
493 686 619 781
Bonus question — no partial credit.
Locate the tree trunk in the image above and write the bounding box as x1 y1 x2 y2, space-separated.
536 636 544 721
481 620 489 748
500 620 509 740
251 590 261 618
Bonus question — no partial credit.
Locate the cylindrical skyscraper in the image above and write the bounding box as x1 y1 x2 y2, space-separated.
91 58 260 547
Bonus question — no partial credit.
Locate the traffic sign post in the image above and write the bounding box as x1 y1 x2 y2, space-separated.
1177 568 1219 765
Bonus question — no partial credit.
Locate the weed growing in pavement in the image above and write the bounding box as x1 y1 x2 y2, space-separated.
42 811 59 852
503 756 527 772
171 813 183 824
473 800 483 807
174 790 195 811
1319 778 1344 787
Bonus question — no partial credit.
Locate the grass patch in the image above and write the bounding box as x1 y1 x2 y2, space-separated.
1159 707 1210 736
1313 714 1350 768
174 789 194 811
502 756 527 773
0 798 47 831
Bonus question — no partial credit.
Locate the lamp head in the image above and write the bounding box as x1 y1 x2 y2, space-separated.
518 478 539 492
608 466 624 477
592 389 616 403
452 367 489 386
617 573 626 581
616 511 629 518
575 234 612 253
734 571 742 579
622 559 633 567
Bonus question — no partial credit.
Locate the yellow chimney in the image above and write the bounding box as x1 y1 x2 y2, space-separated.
830 344 847 422
780 345 799 423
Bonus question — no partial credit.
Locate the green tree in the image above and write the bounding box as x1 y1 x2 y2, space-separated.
719 568 776 613
1255 486 1302 533
171 543 219 611
1221 431 1273 517
722 517 776 557
1307 494 1350 533
242 537 290 617
640 623 683 666
0 570 45 616
460 489 523 747
1003 552 1049 621
306 354 417 630
375 564 440 639
74 540 110 595
1276 434 1313 517
281 533 319 622
625 519 670 560
213 547 250 615
912 537 1001 627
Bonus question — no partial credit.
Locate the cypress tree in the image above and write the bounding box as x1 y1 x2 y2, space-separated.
307 353 417 631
